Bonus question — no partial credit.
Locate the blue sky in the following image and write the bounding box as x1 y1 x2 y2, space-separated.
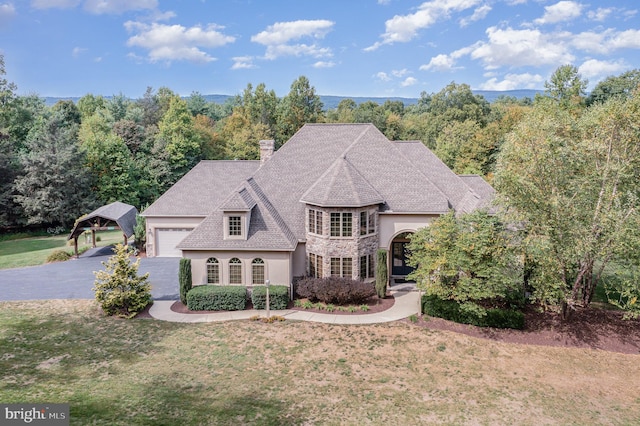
1 0 639 98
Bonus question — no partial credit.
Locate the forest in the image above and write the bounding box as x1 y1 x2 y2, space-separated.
3 56 631 230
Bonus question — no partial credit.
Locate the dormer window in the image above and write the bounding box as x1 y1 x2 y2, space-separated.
224 213 247 240
229 216 242 236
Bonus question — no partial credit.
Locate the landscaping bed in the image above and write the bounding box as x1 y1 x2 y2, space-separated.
169 293 395 315
411 304 640 355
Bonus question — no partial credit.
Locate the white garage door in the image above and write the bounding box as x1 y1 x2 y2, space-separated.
156 228 193 257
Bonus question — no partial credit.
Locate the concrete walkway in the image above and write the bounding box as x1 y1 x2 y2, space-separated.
149 290 422 324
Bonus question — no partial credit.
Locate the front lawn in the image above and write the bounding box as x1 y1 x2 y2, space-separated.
1 300 639 425
0 230 127 270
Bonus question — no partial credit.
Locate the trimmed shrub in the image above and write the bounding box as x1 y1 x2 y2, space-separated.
484 308 525 330
375 249 388 298
297 277 376 305
46 249 72 263
422 294 524 330
251 285 289 310
179 258 192 304
186 285 246 311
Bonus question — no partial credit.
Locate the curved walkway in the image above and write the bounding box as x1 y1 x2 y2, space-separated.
149 290 421 324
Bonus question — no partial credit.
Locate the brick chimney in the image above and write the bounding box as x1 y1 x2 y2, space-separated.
259 140 275 164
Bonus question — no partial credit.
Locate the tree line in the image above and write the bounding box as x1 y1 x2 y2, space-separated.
408 65 640 319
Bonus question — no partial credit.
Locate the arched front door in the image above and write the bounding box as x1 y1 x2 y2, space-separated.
391 232 414 277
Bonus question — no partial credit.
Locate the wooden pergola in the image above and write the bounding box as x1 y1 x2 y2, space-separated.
67 202 138 257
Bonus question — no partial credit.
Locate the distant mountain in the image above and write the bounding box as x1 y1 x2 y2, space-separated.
43 89 542 109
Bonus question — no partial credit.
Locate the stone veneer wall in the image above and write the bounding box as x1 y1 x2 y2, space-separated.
305 205 380 279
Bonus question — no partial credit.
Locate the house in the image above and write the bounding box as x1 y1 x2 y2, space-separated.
142 123 494 290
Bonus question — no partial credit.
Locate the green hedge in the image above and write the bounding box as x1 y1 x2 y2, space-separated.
186 285 247 311
421 295 525 330
251 285 289 310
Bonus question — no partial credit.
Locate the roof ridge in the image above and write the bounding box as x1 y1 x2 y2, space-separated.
390 140 454 209
247 178 298 246
342 156 384 206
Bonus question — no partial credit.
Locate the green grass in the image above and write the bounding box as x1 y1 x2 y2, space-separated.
0 231 129 270
1 300 640 425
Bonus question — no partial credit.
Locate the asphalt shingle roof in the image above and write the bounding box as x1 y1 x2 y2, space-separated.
142 160 260 217
152 124 496 251
300 156 384 208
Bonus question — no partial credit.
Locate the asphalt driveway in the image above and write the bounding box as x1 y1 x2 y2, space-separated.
0 251 179 301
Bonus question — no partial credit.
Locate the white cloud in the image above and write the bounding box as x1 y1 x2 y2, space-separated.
72 46 87 57
231 56 256 70
366 0 481 50
31 0 80 9
469 26 574 69
534 1 583 25
400 77 418 87
420 53 457 71
578 59 627 82
479 72 543 90
83 0 156 14
252 19 333 45
125 22 235 63
377 0 392 4
609 29 640 50
587 7 612 22
251 19 334 60
0 2 16 26
391 68 409 78
375 71 392 81
313 61 336 68
460 4 491 27
572 28 640 54
31 0 156 13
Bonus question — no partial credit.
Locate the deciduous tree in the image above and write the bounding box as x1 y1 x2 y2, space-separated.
494 94 640 316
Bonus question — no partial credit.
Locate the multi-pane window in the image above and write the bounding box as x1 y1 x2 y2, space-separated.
252 258 265 285
342 257 352 278
368 212 375 234
360 211 376 236
359 254 375 279
316 210 323 235
342 213 352 237
330 212 352 237
206 257 219 284
309 253 324 278
308 209 323 235
331 257 352 278
229 258 242 284
228 216 242 236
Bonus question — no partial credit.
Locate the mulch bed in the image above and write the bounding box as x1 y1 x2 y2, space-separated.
410 305 640 355
166 294 395 315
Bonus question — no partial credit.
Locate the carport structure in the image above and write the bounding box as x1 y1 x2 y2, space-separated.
68 202 138 257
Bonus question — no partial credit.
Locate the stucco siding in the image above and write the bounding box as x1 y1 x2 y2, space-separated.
183 250 292 287
378 213 437 250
